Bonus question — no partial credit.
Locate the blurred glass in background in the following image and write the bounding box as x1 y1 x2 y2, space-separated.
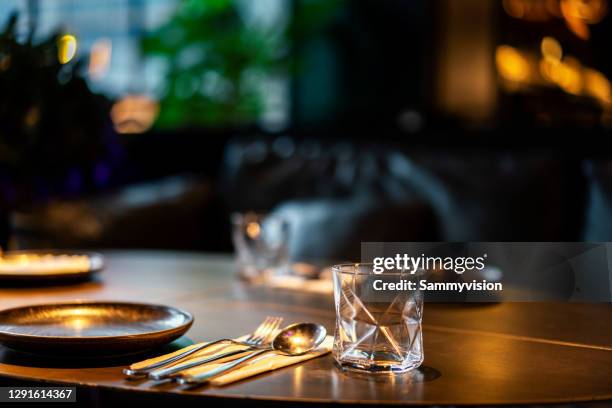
231 212 290 282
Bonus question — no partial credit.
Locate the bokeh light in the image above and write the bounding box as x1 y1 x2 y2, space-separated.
504 0 608 40
541 37 562 62
88 38 112 80
246 222 261 239
584 69 612 105
57 34 78 64
496 45 530 83
111 95 159 134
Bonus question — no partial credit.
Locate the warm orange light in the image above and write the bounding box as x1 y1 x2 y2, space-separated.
503 0 526 18
561 0 608 39
496 45 530 83
505 0 608 40
584 69 611 105
58 34 77 64
88 38 112 80
246 222 261 239
540 58 557 82
503 0 561 20
557 57 583 95
546 0 563 16
561 0 608 23
110 95 159 134
564 14 591 39
540 53 587 96
540 37 562 62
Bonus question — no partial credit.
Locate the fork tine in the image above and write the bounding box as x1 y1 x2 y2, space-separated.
255 316 275 344
256 316 274 337
258 317 282 345
253 317 276 345
244 316 284 346
253 316 277 345
245 316 272 343
267 317 282 340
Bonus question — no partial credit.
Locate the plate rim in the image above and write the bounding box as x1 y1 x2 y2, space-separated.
0 300 194 341
0 250 104 280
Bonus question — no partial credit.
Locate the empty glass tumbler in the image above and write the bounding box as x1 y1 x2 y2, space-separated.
231 212 290 282
332 263 424 373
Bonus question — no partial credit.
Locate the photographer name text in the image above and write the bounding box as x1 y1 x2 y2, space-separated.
372 279 503 292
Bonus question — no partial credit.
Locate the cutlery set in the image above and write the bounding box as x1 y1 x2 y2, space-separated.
124 316 327 385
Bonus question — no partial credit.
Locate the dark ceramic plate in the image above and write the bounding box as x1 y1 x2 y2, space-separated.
0 301 194 355
0 251 104 283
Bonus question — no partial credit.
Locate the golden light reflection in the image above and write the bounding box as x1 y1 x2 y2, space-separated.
293 366 304 395
496 45 530 83
88 38 112 80
69 308 90 316
110 95 159 134
289 335 310 353
57 34 77 64
0 254 91 275
246 222 261 239
65 317 91 334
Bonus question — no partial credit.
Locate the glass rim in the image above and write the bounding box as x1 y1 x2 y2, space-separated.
332 263 423 276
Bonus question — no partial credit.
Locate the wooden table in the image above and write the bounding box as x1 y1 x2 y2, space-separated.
0 251 611 406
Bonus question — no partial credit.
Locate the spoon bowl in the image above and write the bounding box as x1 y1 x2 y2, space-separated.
272 322 327 355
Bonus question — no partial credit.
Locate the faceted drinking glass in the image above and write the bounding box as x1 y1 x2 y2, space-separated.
332 263 424 373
